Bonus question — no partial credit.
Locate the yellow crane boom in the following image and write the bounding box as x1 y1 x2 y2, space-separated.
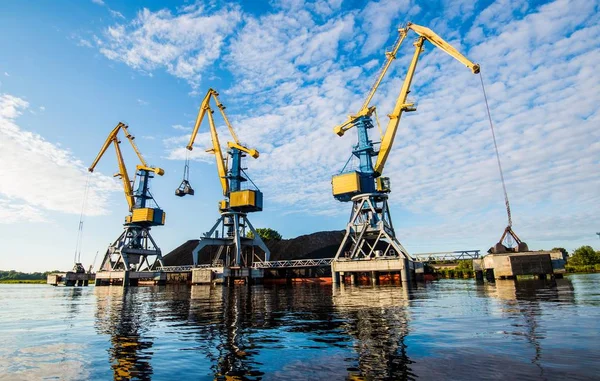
373 23 479 176
186 88 259 197
89 122 164 212
334 22 479 139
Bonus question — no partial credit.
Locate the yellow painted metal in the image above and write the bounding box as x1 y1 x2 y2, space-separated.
334 29 408 137
185 88 260 197
227 142 259 159
131 208 154 223
89 122 164 212
408 23 480 74
230 190 257 208
218 200 228 211
125 215 132 224
161 212 166 225
334 22 479 178
332 172 361 196
373 24 479 176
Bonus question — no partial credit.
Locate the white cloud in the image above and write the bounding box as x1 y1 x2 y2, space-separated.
137 98 148 106
109 9 124 19
0 94 119 223
77 38 93 48
98 4 242 90
3 72 8 77
39 106 45 112
172 124 191 131
91 0 105 5
141 0 597 247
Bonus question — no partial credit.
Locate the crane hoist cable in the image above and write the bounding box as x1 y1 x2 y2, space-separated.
479 73 512 228
479 73 527 252
73 172 91 264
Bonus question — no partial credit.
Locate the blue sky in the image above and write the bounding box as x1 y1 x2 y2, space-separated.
0 0 598 272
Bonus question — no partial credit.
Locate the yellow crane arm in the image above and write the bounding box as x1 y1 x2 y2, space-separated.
408 23 480 74
187 89 215 151
89 122 163 211
112 136 135 211
89 122 126 172
185 88 260 197
213 92 240 145
334 28 409 137
373 26 478 176
88 122 135 211
227 142 259 159
206 107 229 196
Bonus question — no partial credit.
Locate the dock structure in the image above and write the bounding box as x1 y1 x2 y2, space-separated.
94 270 166 286
47 263 94 286
47 271 94 286
331 194 423 286
474 251 566 281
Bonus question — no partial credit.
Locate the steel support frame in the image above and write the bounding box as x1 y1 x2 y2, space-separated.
334 193 413 262
98 225 164 272
192 211 270 268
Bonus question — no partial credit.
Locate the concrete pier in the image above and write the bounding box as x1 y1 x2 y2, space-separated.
331 258 423 287
47 272 93 286
474 251 566 281
94 271 166 287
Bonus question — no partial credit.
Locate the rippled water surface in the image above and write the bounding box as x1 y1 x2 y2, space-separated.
1 274 599 380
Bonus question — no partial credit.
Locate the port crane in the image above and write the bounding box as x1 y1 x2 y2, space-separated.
332 23 479 266
180 89 269 276
89 122 165 272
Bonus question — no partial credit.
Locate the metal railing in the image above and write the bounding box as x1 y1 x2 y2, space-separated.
411 250 481 262
252 258 333 269
160 250 480 272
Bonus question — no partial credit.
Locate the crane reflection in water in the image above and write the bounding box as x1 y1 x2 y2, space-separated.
95 287 155 381
332 285 416 380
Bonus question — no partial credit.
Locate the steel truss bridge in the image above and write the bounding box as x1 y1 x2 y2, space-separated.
158 250 480 272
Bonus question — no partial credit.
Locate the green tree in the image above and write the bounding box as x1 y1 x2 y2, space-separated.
569 246 600 266
247 228 282 241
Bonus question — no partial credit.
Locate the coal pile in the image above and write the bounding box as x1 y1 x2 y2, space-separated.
162 230 344 266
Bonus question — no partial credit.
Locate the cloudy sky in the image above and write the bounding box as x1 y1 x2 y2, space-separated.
0 0 598 272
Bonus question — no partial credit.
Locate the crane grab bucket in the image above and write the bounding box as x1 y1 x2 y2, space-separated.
175 158 194 196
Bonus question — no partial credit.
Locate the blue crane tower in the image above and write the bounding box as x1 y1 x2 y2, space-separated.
88 122 166 279
178 89 269 284
330 23 479 284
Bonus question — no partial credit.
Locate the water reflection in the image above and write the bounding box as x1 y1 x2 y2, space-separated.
95 287 155 380
333 286 415 380
480 278 576 379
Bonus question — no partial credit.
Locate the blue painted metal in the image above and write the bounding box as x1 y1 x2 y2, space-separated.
134 170 152 209
334 116 378 201
227 148 246 193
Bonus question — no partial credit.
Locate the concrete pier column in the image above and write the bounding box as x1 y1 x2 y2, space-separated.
122 271 130 288
350 273 358 286
332 271 339 286
400 258 410 284
475 270 484 282
371 271 379 286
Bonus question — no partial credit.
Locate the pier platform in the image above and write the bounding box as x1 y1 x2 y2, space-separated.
47 272 94 286
474 251 565 280
94 271 166 286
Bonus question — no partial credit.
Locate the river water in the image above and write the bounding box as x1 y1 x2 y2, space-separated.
1 274 599 380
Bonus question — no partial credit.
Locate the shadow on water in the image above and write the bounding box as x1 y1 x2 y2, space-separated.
95 287 156 381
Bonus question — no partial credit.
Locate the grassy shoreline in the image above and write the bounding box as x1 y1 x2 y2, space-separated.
0 279 47 284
